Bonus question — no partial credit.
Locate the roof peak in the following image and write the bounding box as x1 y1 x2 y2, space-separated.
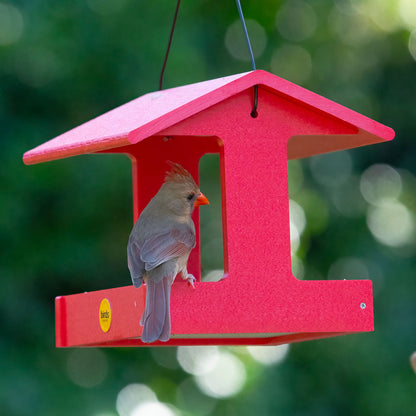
23 70 394 166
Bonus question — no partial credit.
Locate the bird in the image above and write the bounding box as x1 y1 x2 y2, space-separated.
127 162 209 343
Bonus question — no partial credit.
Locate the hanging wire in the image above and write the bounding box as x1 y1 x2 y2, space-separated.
235 0 258 117
159 0 181 90
159 0 258 116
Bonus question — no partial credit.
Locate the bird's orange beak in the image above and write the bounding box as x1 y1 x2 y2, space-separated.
194 192 209 207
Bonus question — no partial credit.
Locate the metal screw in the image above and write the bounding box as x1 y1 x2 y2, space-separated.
360 303 366 309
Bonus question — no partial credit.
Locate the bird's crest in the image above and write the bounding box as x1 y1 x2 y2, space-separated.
165 162 197 187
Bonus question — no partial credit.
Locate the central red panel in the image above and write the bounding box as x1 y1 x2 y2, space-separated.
55 87 375 347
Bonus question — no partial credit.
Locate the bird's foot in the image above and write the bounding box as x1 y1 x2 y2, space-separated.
186 274 196 288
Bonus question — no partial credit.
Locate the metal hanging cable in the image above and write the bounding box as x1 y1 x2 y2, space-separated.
235 0 258 117
159 0 181 91
159 0 258 117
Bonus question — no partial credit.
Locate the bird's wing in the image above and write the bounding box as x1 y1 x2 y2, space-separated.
140 227 196 271
127 235 145 288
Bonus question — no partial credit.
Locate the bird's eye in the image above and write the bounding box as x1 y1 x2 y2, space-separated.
187 192 195 201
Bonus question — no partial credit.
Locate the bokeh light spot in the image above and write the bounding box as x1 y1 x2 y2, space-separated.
151 346 179 370
225 19 267 61
294 190 329 234
333 0 360 15
332 175 367 218
367 200 415 247
290 199 306 236
270 44 312 84
203 269 224 282
408 29 416 61
328 257 370 280
66 348 108 388
94 413 117 416
289 199 306 254
116 384 157 416
177 346 219 376
360 164 402 206
247 344 290 366
399 0 416 29
361 0 402 33
276 0 317 42
329 6 373 46
131 402 175 416
195 351 246 399
287 159 304 196
0 3 24 46
310 151 352 188
176 378 216 415
328 256 384 292
15 48 64 88
290 221 300 253
291 254 305 279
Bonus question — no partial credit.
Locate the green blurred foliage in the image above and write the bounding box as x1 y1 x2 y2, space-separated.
1 0 416 415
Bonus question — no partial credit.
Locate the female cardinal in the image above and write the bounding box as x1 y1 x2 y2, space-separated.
127 163 209 343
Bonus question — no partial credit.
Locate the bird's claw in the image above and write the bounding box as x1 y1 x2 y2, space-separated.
186 274 196 288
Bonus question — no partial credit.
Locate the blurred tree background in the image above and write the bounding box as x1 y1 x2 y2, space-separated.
1 0 416 415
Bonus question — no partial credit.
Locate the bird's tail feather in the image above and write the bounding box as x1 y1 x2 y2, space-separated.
140 276 172 343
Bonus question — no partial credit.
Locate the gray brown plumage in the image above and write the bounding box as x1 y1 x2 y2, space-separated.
127 163 209 343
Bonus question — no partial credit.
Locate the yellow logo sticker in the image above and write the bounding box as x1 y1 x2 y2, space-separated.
99 298 111 333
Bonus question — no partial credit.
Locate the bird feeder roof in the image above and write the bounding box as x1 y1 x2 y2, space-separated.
23 70 394 165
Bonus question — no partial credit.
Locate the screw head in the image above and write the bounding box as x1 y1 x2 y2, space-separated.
360 303 366 309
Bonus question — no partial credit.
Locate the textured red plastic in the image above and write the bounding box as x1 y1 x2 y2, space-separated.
23 70 394 165
24 70 394 347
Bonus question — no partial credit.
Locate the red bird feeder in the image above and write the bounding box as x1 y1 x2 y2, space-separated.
24 70 394 347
